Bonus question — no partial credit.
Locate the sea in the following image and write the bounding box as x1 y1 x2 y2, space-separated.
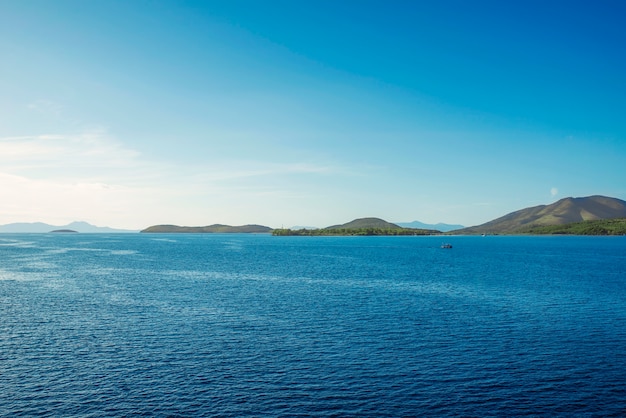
1 233 625 417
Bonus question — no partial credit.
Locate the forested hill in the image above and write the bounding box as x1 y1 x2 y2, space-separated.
325 217 401 229
273 217 441 236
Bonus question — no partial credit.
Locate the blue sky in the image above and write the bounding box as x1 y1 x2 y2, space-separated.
1 0 625 229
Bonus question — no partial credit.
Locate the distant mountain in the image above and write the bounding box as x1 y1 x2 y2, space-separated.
290 226 319 230
396 221 464 232
0 221 137 233
141 224 273 233
456 195 626 234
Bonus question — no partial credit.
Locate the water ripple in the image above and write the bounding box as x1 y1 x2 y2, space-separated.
1 234 625 416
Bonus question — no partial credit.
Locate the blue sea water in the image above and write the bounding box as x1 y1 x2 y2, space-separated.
1 233 625 417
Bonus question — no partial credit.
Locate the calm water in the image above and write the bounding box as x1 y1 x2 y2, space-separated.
1 233 625 416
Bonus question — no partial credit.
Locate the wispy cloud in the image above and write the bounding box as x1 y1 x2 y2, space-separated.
27 99 65 118
0 171 141 226
0 131 140 175
0 130 344 228
0 133 336 182
185 161 334 183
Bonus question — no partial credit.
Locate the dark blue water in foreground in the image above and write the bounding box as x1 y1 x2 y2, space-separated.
1 234 626 416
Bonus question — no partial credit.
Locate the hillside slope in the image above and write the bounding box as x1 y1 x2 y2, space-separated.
518 218 626 235
457 195 626 234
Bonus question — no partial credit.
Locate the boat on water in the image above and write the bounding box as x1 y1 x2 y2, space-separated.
441 243 453 249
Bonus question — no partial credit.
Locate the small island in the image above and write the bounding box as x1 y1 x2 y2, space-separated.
50 229 78 233
273 217 441 236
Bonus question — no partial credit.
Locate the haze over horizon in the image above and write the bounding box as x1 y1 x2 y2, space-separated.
1 1 625 230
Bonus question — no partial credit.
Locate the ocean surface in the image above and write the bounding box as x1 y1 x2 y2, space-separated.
1 233 625 416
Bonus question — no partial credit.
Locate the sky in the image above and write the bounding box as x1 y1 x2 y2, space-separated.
1 0 625 230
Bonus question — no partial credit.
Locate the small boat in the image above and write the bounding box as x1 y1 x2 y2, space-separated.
441 243 453 249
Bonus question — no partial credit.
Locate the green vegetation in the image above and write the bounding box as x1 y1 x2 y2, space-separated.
516 218 626 235
273 217 440 236
272 227 438 236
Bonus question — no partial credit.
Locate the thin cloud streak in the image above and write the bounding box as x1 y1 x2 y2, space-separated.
0 131 347 228
0 132 140 169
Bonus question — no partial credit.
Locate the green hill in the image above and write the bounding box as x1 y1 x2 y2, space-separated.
326 217 402 229
455 195 626 235
273 217 440 236
141 224 272 233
